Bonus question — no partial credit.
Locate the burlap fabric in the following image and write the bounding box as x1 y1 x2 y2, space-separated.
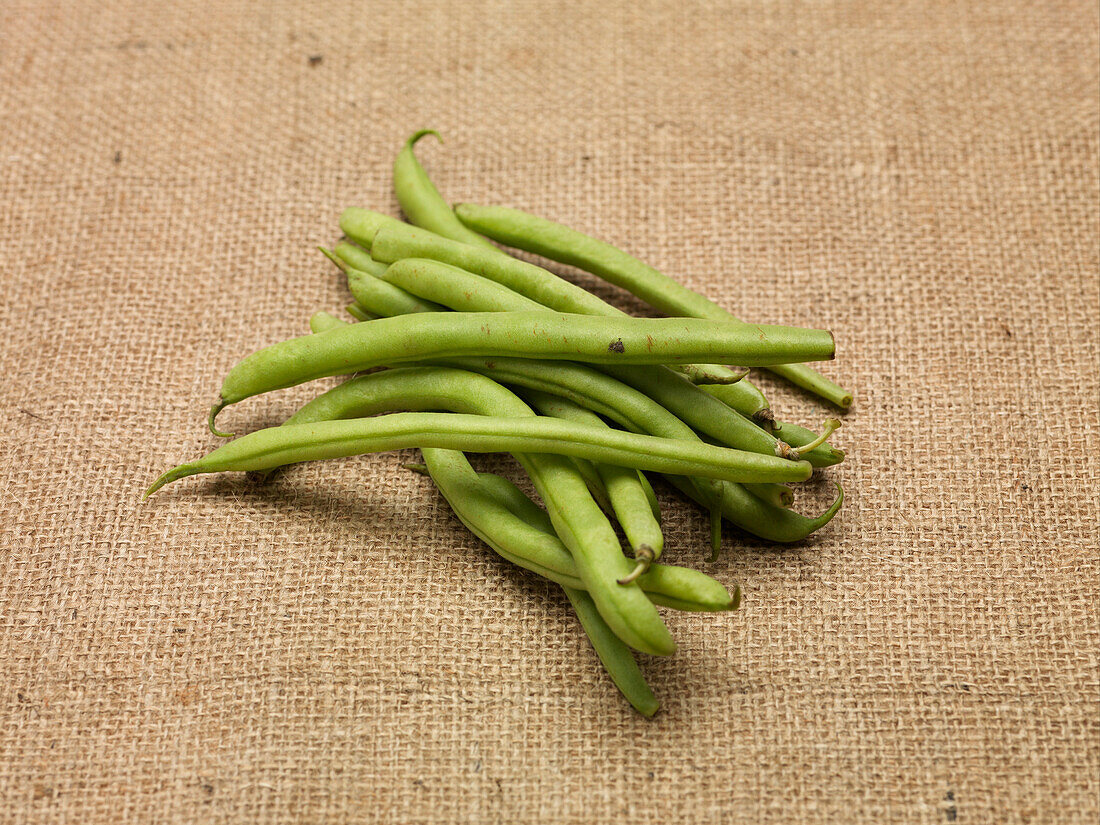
2 2 1097 822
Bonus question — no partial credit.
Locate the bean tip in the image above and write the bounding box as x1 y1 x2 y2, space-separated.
208 401 232 438
318 245 346 271
143 465 194 499
406 128 442 148
707 509 722 561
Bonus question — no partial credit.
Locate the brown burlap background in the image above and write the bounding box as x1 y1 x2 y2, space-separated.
2 2 1098 823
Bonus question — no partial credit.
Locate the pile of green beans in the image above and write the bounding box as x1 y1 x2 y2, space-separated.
147 131 850 716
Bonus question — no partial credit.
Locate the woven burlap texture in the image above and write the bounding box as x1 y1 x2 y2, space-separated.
2 1 1097 823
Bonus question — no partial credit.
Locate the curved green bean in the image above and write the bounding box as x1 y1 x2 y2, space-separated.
421 450 734 612
210 311 835 432
454 202 853 410
156 413 813 490
668 474 845 544
392 130 496 249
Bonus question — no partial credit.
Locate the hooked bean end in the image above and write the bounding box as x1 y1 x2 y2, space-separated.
405 128 443 148
208 400 232 438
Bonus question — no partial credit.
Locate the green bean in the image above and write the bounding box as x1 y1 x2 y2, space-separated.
340 267 411 320
161 412 813 488
368 218 764 407
669 473 845 544
381 257 544 314
210 311 835 432
522 389 664 573
562 586 659 716
392 130 496 249
454 203 853 410
374 258 838 466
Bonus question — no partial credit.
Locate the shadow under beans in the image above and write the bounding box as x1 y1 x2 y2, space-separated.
179 461 563 606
